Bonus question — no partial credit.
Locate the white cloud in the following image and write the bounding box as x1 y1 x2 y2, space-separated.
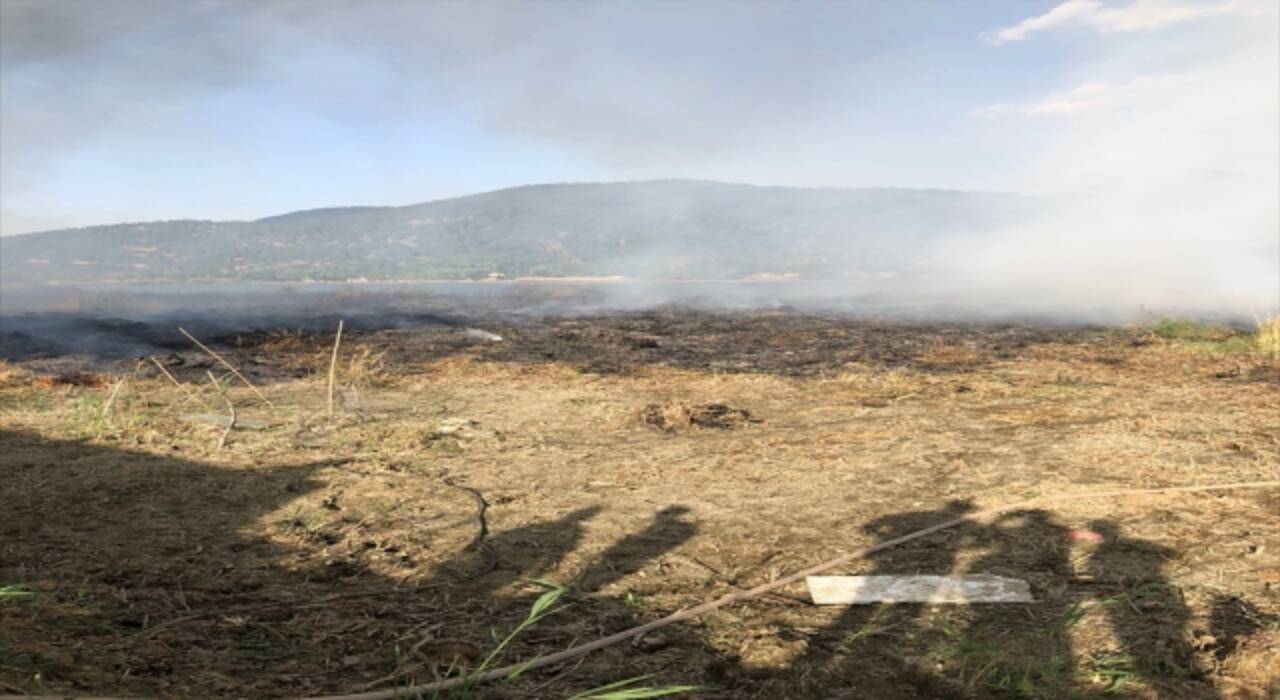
970 74 1188 117
983 0 1244 45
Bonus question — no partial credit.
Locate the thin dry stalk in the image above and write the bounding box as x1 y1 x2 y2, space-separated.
101 379 126 422
149 356 207 407
346 384 364 413
206 371 236 450
327 320 344 417
178 326 276 409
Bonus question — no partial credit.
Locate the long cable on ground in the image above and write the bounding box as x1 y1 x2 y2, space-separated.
5 479 1277 700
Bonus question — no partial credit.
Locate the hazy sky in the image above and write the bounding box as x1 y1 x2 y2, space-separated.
1 0 1276 235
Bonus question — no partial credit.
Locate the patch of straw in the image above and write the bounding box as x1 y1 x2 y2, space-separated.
1256 314 1280 361
0 360 28 389
346 346 391 388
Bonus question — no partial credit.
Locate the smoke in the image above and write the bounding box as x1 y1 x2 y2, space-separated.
0 1 1275 320
931 0 1279 317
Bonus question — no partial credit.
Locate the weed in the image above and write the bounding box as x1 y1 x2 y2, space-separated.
1145 318 1254 355
930 610 1086 699
1085 654 1136 693
18 390 50 411
0 584 34 600
1047 602 1088 637
567 676 703 699
68 392 109 437
475 581 567 678
1147 319 1228 342
1256 313 1280 360
397 581 701 699
842 605 893 648
1099 581 1169 613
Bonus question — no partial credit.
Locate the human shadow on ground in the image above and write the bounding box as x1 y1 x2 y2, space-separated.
1085 520 1216 699
0 429 699 698
742 506 1232 699
761 500 982 698
1 429 1263 698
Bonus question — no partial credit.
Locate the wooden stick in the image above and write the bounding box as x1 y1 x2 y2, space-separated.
149 356 206 407
206 371 236 450
327 320 344 417
178 327 275 409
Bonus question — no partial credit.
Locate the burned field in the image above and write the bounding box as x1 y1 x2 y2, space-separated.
1 310 1278 699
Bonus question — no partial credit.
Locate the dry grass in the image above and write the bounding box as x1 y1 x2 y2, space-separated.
1257 314 1280 361
1 313 1278 699
639 401 756 432
345 345 393 387
0 359 27 389
1221 626 1280 696
258 328 311 354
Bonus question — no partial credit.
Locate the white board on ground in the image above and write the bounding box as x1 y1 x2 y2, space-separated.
806 575 1034 604
464 328 503 342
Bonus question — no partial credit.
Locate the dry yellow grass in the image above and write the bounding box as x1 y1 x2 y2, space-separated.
1257 313 1280 361
1 315 1277 699
344 345 392 387
1221 626 1280 697
0 359 27 389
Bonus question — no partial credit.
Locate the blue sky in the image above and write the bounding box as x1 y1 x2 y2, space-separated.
0 0 1275 236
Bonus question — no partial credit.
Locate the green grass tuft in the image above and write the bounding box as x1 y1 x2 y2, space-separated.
0 584 35 600
1144 318 1255 355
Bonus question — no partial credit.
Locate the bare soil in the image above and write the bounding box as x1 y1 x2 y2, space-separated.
2 311 1278 699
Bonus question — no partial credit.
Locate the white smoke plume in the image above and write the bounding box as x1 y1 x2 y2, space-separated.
942 0 1278 317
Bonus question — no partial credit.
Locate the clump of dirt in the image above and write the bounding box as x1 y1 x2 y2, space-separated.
423 417 501 452
640 401 757 432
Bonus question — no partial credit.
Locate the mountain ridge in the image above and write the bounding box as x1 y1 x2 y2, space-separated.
5 179 1023 236
0 180 1037 283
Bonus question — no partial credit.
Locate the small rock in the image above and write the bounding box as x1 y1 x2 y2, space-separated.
632 632 671 652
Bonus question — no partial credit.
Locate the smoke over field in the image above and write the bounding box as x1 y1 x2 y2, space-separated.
2 2 1278 699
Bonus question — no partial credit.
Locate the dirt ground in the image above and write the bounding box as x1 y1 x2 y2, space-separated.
1 310 1278 699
